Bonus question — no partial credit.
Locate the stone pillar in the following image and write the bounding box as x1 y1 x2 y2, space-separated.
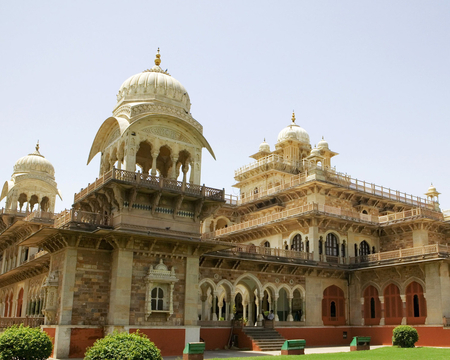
200 295 207 321
230 293 235 320
302 298 306 321
225 297 230 320
400 294 407 325
309 225 320 261
243 302 247 325
218 302 223 320
151 151 159 176
258 295 264 322
305 277 322 326
274 295 279 321
170 156 179 179
59 248 78 325
379 296 385 325
108 249 133 325
425 262 446 324
413 229 429 247
287 297 294 321
182 164 189 185
212 292 218 321
185 257 200 326
189 161 194 183
360 297 365 325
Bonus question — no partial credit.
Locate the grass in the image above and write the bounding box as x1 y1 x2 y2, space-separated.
209 347 450 360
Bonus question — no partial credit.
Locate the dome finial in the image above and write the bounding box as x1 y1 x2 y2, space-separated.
154 48 161 66
291 111 296 124
36 140 39 152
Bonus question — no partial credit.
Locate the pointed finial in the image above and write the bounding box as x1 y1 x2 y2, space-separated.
154 48 161 66
291 111 296 124
264 138 266 142
36 140 39 152
322 136 324 140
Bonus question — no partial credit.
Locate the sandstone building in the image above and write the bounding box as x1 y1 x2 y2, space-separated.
1 51 450 358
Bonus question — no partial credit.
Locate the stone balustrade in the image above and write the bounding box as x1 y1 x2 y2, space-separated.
74 168 224 203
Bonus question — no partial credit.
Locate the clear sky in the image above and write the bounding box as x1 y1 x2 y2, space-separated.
0 1 449 212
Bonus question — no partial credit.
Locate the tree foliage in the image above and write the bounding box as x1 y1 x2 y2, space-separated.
84 331 162 360
393 325 419 348
0 324 53 360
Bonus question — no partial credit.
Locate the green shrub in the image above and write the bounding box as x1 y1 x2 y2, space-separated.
393 325 419 348
0 324 53 360
84 331 162 360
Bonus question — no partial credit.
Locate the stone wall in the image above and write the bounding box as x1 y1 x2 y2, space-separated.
71 249 111 325
379 232 413 251
130 254 186 326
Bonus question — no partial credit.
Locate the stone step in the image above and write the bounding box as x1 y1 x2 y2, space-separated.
242 327 286 351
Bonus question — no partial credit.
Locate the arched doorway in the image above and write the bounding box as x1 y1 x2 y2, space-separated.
16 288 24 317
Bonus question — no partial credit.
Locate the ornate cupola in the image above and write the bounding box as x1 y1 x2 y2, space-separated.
87 49 215 186
1 143 61 213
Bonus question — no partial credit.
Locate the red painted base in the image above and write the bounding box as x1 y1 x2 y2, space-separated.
281 349 305 355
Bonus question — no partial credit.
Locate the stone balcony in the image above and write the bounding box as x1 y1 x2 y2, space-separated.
229 165 434 209
202 203 444 241
74 167 225 203
210 243 450 269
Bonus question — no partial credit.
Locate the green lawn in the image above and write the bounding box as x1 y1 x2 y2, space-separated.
209 347 450 360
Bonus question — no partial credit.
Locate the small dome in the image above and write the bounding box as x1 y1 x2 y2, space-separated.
317 136 329 149
13 143 55 178
277 112 310 144
428 184 437 192
259 139 270 152
116 49 191 112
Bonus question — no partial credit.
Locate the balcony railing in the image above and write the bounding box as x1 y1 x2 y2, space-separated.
235 154 302 177
349 243 449 264
202 203 443 240
54 209 110 229
228 243 314 260
74 168 225 203
230 165 433 208
0 317 44 329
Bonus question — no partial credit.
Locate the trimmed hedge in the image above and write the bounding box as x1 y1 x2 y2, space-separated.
0 324 53 360
84 331 162 360
393 325 419 348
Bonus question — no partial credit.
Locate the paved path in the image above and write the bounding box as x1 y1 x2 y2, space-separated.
163 345 387 359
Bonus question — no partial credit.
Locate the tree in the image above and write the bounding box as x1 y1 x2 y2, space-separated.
0 324 53 360
393 325 419 348
84 331 162 360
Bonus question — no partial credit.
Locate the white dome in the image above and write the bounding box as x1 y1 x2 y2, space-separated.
277 112 310 144
116 50 191 112
13 144 55 178
259 139 270 152
318 137 329 149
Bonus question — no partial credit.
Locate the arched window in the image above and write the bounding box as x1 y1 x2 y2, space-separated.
16 288 24 317
362 210 368 214
359 241 370 256
151 287 164 310
406 281 426 324
263 241 270 248
322 285 345 325
305 239 310 253
292 234 301 251
254 187 258 194
354 244 358 257
319 238 323 255
364 285 381 325
384 284 402 325
325 233 339 256
3 295 9 317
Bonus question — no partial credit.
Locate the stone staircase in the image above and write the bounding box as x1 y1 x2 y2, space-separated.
242 327 286 351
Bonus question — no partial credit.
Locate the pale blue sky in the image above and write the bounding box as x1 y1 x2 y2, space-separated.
0 1 449 211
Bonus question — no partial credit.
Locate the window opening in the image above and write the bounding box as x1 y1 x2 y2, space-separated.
151 287 164 310
370 297 376 318
330 301 336 318
413 294 420 317
326 233 338 256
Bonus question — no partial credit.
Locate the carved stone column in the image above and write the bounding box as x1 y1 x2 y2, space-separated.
242 301 247 326
200 295 207 320
230 293 235 320
379 295 385 325
287 296 294 321
42 272 59 324
360 297 365 325
151 151 159 176
170 156 179 179
212 291 218 321
401 294 407 325
274 294 279 321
